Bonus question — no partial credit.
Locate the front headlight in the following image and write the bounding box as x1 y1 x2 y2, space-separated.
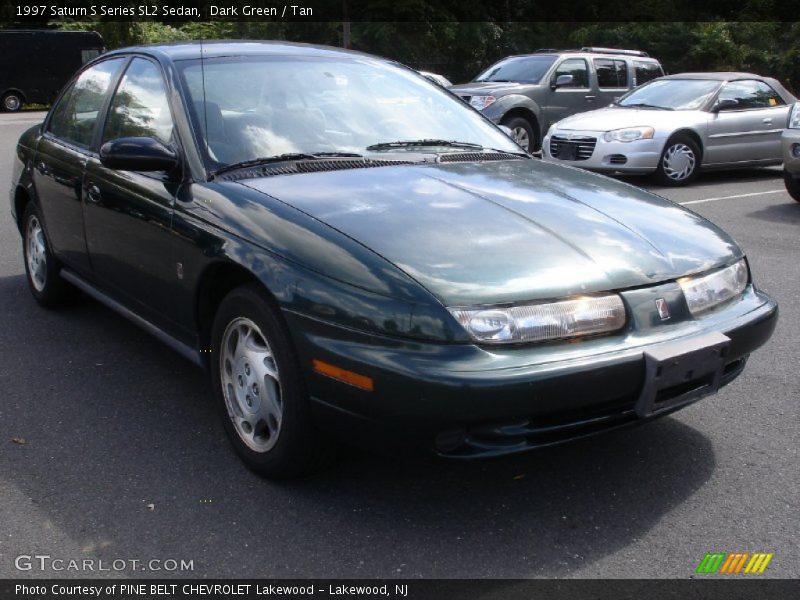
678 259 749 316
788 102 800 129
603 127 655 143
449 294 627 344
469 95 496 111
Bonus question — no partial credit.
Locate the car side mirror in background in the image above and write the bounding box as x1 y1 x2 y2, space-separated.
498 125 514 138
552 74 574 89
713 98 739 112
99 137 179 172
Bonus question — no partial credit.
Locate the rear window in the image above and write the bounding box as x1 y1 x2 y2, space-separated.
634 61 663 86
594 59 628 88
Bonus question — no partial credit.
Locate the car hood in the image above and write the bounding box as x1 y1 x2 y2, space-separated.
449 81 537 96
240 160 741 306
555 106 708 132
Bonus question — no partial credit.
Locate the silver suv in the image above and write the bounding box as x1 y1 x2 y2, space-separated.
450 47 664 152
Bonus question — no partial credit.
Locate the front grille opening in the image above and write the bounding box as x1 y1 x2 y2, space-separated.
549 135 597 161
607 154 628 165
723 358 746 376
654 373 715 405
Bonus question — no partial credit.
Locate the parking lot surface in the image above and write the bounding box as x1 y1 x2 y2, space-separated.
0 112 797 578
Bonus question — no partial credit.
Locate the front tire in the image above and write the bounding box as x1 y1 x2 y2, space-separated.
2 91 23 112
210 284 336 479
21 203 74 307
783 169 800 203
654 135 701 186
501 116 537 153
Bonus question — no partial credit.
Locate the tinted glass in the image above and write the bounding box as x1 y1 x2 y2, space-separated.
595 59 627 88
554 58 589 88
717 80 785 110
179 56 521 169
618 79 721 110
48 58 124 148
634 61 663 86
475 55 556 83
103 58 174 144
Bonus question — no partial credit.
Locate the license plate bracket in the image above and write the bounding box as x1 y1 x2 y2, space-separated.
559 143 578 160
635 331 731 418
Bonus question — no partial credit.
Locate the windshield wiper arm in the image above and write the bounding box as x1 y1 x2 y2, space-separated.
620 102 673 110
366 139 484 151
209 152 363 179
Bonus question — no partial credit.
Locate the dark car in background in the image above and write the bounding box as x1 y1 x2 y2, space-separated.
0 29 104 111
450 47 664 152
10 41 776 479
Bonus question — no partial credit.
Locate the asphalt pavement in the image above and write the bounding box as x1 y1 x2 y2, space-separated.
0 112 797 579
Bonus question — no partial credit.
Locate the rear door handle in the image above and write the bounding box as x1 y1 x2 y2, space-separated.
585 95 596 101
86 184 101 205
763 118 773 123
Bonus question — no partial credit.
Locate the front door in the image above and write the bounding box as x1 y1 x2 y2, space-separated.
545 58 595 127
83 57 183 333
705 79 790 165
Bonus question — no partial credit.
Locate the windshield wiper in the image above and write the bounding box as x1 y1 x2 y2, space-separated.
209 152 364 179
619 102 673 110
366 139 484 152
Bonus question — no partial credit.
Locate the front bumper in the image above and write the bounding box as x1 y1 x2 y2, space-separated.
542 129 665 173
285 285 777 458
781 129 800 176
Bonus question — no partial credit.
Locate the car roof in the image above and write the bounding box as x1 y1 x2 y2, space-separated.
102 40 373 62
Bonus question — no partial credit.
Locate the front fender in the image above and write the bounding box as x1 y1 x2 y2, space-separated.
9 124 42 230
483 94 543 127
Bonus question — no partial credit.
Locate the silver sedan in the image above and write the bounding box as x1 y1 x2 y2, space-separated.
543 73 795 186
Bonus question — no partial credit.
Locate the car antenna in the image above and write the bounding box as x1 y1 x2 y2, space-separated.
200 39 209 163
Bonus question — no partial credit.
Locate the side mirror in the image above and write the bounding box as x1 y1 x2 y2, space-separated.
713 98 739 113
99 137 179 172
498 125 514 138
552 74 574 89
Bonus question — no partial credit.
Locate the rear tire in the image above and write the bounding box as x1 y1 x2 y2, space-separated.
783 169 800 203
2 91 23 112
210 284 337 479
654 135 701 186
21 203 75 308
501 116 537 153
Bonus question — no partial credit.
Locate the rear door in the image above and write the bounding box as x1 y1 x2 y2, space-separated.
545 58 594 126
705 80 790 164
83 56 183 332
32 57 125 275
593 58 629 106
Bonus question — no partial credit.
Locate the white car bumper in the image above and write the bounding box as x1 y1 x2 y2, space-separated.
542 130 664 173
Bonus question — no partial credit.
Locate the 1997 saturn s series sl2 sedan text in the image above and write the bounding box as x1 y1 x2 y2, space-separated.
11 42 778 478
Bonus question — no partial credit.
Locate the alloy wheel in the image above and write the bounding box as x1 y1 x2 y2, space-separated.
512 127 530 151
26 216 47 292
219 317 283 452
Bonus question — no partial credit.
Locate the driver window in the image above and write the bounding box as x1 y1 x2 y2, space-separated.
553 59 589 89
103 58 174 144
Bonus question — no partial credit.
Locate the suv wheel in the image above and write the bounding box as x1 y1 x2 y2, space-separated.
783 169 800 203
655 135 700 186
501 116 537 153
210 284 337 479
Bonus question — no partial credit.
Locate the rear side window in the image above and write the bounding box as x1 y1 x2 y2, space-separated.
634 61 663 86
595 59 628 88
47 58 125 148
718 80 786 110
554 58 589 88
103 58 174 145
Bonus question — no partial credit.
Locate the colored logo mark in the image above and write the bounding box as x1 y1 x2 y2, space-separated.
696 552 773 574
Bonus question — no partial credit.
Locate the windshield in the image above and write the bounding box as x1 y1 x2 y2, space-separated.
617 79 722 110
177 55 520 169
475 55 556 84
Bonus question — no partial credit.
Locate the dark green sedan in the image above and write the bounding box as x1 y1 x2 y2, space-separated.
10 41 778 478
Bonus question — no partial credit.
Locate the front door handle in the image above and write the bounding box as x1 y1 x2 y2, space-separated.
763 117 773 124
86 184 101 205
585 95 596 101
